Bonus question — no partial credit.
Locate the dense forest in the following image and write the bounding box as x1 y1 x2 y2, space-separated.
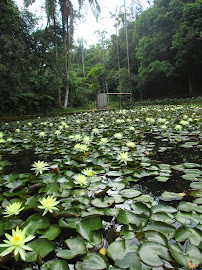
0 0 201 115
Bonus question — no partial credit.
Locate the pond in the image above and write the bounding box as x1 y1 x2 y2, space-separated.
0 104 201 270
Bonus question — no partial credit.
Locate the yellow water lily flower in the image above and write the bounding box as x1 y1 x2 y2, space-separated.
82 168 94 177
0 227 35 261
38 196 59 216
126 141 135 148
31 160 49 176
100 138 108 145
3 202 24 217
117 152 130 165
74 174 88 186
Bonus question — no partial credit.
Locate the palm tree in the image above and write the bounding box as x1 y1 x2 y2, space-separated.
94 29 108 95
124 0 130 79
77 37 87 77
24 0 101 108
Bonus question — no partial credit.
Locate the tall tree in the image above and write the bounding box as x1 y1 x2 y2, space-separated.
24 0 101 108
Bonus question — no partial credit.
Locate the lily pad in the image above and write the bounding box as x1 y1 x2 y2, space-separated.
120 189 141 198
169 243 202 268
143 221 176 240
57 236 87 259
38 224 61 240
22 214 50 235
41 259 69 270
25 239 55 262
76 216 102 241
160 191 182 201
91 197 115 208
175 226 202 246
137 241 172 267
75 252 109 270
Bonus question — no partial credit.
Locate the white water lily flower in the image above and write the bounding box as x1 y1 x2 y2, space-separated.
161 124 167 129
15 129 20 133
38 196 59 216
39 131 45 137
114 133 123 139
117 152 130 165
74 174 88 186
100 138 108 145
129 127 135 131
83 136 91 144
126 141 135 148
31 160 49 176
82 168 94 177
175 124 182 130
180 120 189 125
3 202 24 217
74 143 89 152
92 128 99 134
0 132 3 138
75 134 81 141
0 227 35 261
55 130 61 136
7 138 12 142
0 139 5 143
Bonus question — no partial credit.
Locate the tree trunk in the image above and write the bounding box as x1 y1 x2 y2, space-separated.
63 17 70 108
81 46 85 77
124 0 130 79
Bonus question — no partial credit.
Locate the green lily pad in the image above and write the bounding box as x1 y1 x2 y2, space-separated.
38 224 61 240
175 211 202 225
175 226 202 246
25 239 55 262
150 212 174 224
143 221 175 240
76 216 102 241
91 197 115 208
108 182 126 190
161 191 182 201
151 204 177 213
117 209 143 226
59 217 81 229
120 189 141 198
178 201 202 213
137 241 172 267
155 176 169 182
41 259 69 270
130 202 150 217
142 230 168 246
75 252 109 270
57 236 87 259
22 214 50 235
169 243 202 268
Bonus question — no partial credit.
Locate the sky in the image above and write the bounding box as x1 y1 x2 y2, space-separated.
15 0 150 47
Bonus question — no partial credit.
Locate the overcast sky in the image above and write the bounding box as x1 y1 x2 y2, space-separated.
15 0 151 47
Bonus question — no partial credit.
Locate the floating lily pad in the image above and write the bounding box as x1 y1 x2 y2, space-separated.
120 189 141 198
178 201 202 213
22 214 50 235
143 221 175 240
91 197 115 208
161 191 182 201
76 216 102 241
38 224 61 240
169 243 202 268
57 236 87 259
75 252 109 270
175 226 202 246
41 259 69 270
25 239 55 262
138 241 172 267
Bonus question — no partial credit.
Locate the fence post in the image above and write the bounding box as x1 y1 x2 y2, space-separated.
96 93 108 109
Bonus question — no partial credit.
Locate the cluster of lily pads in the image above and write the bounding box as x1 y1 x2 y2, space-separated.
0 104 201 270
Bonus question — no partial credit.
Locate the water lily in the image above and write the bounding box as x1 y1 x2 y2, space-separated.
100 138 108 144
0 138 5 143
83 136 91 144
39 131 45 137
15 129 20 133
175 124 182 130
114 133 123 139
3 202 24 217
31 160 49 176
74 174 88 186
82 168 94 177
0 132 3 138
117 152 130 165
0 227 35 261
74 143 89 152
92 128 99 134
55 130 61 136
126 141 135 148
38 196 60 216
